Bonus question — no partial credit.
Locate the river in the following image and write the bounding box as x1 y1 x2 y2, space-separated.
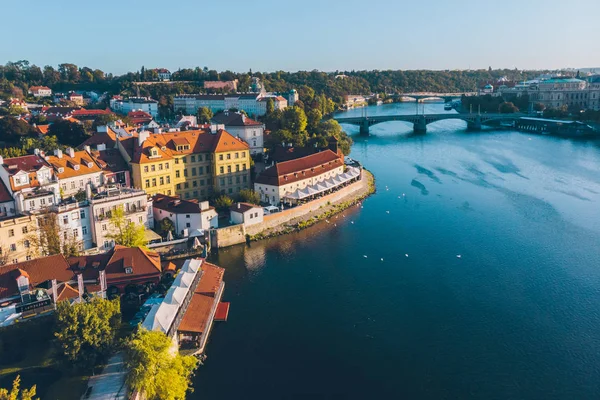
192 103 600 399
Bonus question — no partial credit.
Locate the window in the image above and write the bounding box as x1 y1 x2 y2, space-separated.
144 166 149 173
192 168 197 176
10 244 17 251
235 152 239 159
200 179 205 186
145 180 150 188
80 209 86 219
72 211 79 220
63 215 69 225
219 154 223 161
184 182 189 189
159 163 163 170
73 228 79 238
236 165 240 172
29 201 35 209
193 180 198 187
70 181 76 189
26 255 32 261
242 152 246 158
24 240 30 248
197 154 202 162
227 166 231 173
186 222 191 228
199 166 204 175
236 176 240 184
151 165 155 172
227 154 231 160
176 170 180 178
102 224 107 231
184 169 188 177
40 198 46 206
193 190 198 197
167 190 172 195
125 267 133 274
104 240 110 248
175 158 180 164
243 164 247 171
160 177 164 185
177 184 181 190
82 226 88 235
165 162 169 169
22 226 27 234
152 178 157 187
139 216 143 223
191 155 196 162
182 157 187 163
185 192 190 199
220 178 225 185
166 176 170 184
228 188 233 194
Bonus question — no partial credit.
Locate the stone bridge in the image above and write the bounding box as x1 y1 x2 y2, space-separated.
336 113 527 135
390 92 477 102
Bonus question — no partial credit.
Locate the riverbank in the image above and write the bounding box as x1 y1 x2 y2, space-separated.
247 170 375 241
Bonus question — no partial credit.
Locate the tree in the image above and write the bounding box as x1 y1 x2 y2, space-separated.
0 375 37 400
54 298 121 369
499 102 519 114
92 113 119 129
237 189 261 205
47 119 90 147
306 109 323 132
0 117 35 145
197 106 213 124
106 206 148 248
125 329 198 400
533 102 546 112
281 106 307 134
213 195 233 212
266 98 275 115
28 211 81 258
158 218 175 237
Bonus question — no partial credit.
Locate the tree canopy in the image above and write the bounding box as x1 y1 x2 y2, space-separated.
47 120 90 147
237 189 261 205
106 206 148 248
197 106 213 124
54 297 121 369
0 376 37 400
125 329 198 400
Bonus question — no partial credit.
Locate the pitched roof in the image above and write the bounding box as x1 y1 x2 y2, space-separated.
230 202 260 214
68 246 161 284
90 149 128 174
46 150 102 179
56 283 80 302
36 124 50 135
255 150 343 186
178 262 224 334
79 131 117 150
152 194 203 214
0 255 74 300
0 178 13 203
211 129 249 153
71 109 113 118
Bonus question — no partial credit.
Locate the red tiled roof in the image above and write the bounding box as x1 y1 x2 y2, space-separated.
36 124 50 135
212 129 249 153
153 194 204 214
255 150 343 186
91 149 128 174
79 131 117 150
71 108 112 117
0 178 13 203
56 283 80 302
0 255 74 300
230 202 259 214
178 262 224 334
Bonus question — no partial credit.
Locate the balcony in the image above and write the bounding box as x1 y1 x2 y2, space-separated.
95 205 147 221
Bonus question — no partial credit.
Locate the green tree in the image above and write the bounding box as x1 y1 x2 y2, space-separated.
213 195 233 212
281 106 307 134
54 298 121 369
0 116 36 145
158 217 175 237
0 375 37 400
197 106 213 124
533 102 546 112
92 113 119 129
266 98 275 115
237 189 261 205
306 109 323 132
47 119 90 147
106 206 148 248
125 329 198 400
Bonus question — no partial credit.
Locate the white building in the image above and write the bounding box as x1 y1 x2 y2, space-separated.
0 153 60 214
155 68 171 81
173 93 288 118
28 86 52 98
54 201 94 251
152 194 218 235
46 148 104 198
110 97 159 117
229 202 263 226
254 150 346 205
89 187 153 250
211 111 265 155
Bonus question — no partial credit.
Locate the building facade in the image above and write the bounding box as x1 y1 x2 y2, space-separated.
153 194 218 235
211 111 265 155
28 86 52 98
110 97 159 117
46 148 104 198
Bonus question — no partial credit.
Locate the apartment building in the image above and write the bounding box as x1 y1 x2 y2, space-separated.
46 148 104 198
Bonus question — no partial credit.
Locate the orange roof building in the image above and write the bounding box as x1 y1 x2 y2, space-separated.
45 148 104 197
118 127 251 200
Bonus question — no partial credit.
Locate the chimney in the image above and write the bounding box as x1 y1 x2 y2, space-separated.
0 155 3 165
54 149 63 158
84 145 91 153
66 147 75 158
97 143 106 151
34 148 40 155
85 182 92 200
138 131 150 145
237 203 240 209
210 124 218 134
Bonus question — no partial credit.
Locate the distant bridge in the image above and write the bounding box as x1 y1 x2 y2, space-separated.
336 112 528 135
389 92 477 102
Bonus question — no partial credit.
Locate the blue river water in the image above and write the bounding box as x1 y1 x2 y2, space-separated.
193 103 600 399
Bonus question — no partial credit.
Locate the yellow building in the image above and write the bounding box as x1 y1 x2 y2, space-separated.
118 128 251 200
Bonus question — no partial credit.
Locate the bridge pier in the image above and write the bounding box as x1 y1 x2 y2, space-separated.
359 119 370 136
467 115 482 131
413 116 427 134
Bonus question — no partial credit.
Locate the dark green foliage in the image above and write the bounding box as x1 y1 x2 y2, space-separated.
47 120 90 147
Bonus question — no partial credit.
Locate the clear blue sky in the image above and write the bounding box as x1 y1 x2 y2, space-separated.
2 0 599 74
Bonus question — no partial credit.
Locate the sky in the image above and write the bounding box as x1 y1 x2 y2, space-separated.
2 0 599 75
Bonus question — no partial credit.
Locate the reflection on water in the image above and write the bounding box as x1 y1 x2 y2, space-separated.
194 103 600 400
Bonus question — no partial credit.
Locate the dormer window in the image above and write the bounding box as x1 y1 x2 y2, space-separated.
74 164 80 171
86 162 93 168
58 167 64 173
151 149 158 157
125 267 133 274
